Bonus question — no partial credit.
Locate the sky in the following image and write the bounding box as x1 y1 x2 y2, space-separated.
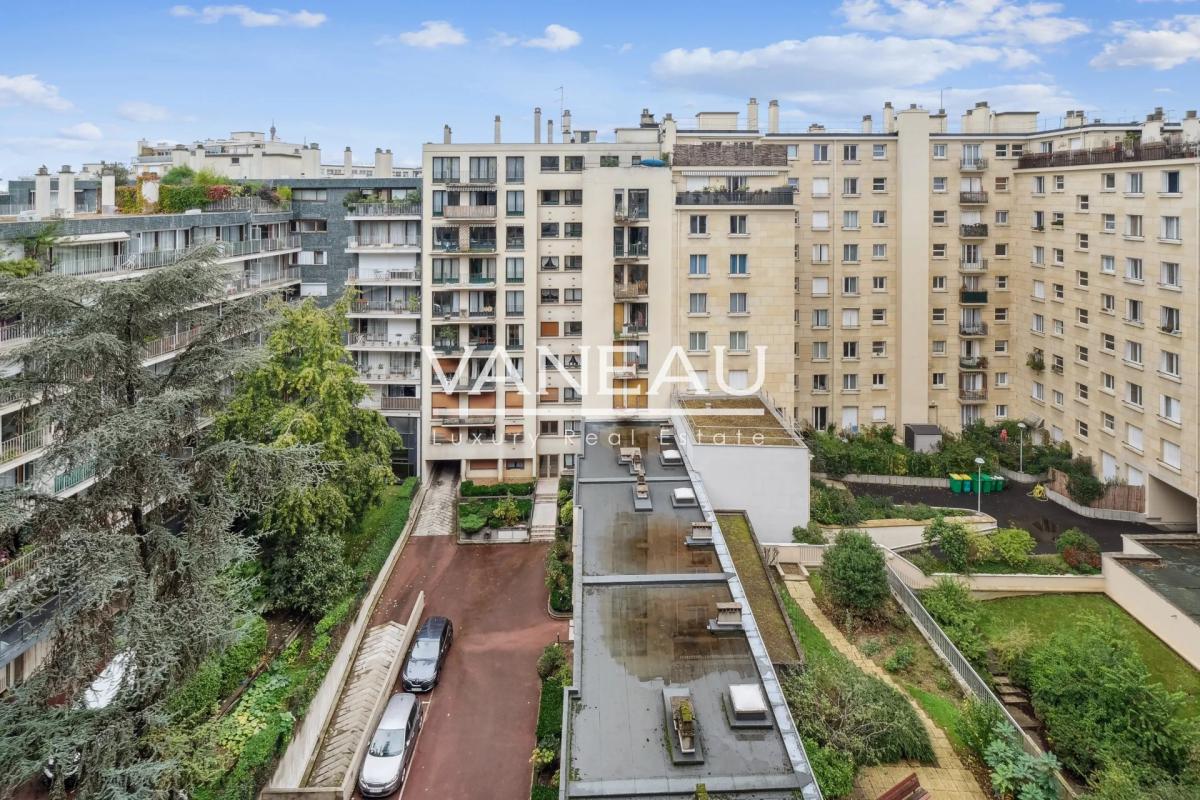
2 0 1200 180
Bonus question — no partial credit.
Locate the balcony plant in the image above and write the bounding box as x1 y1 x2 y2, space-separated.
1026 352 1045 372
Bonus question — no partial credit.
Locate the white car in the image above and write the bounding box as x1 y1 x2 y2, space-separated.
359 692 422 797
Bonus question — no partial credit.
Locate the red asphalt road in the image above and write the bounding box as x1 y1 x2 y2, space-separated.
368 536 566 800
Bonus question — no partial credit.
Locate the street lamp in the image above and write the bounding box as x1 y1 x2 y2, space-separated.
1017 422 1027 474
975 456 986 513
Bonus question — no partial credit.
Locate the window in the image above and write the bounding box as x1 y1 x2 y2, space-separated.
841 308 860 328
728 292 747 314
729 331 748 351
1127 298 1143 324
1032 246 1045 265
843 210 860 230
1161 216 1181 241
995 143 1009 158
689 254 708 276
1102 372 1116 392
932 373 946 387
843 177 860 196
871 308 886 323
932 308 946 323
843 374 859 391
813 144 830 162
872 340 886 356
540 288 559 303
932 244 946 259
1077 233 1089 250
843 144 858 162
688 331 708 352
506 156 525 182
505 290 524 315
1127 382 1143 407
1161 306 1181 334
996 372 1009 387
933 143 947 159
564 155 583 172
1126 172 1143 194
1076 345 1089 363
1077 420 1089 439
1125 257 1143 282
432 156 460 182
564 288 582 303
1127 215 1145 240
729 215 747 235
812 341 829 360
995 404 1008 418
505 257 524 282
1161 395 1182 424
506 190 524 216
872 210 887 225
995 176 1009 192
812 309 830 328
812 210 830 230
812 177 830 197
933 341 946 354
842 341 859 359
932 276 946 290
599 155 619 168
1101 213 1116 233
1101 172 1115 191
564 222 582 238
1126 423 1143 451
688 293 708 315
933 177 947 192
1101 254 1115 274
995 210 1009 225
1033 176 1046 194
1102 413 1115 433
1161 350 1181 378
872 177 887 192
1077 308 1089 325
1162 439 1182 469
843 244 860 263
564 255 582 271
1102 333 1116 353
689 215 707 235
872 143 887 159
1160 261 1181 288
1054 175 1065 191
933 210 947 225
540 155 559 172
872 243 887 259
1032 381 1044 401
994 339 1008 353
729 254 748 275
812 244 830 264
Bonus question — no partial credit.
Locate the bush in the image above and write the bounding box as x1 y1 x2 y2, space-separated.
925 517 972 573
956 697 1008 761
314 597 353 637
793 521 827 545
984 731 1061 800
218 616 269 697
536 678 564 740
810 484 863 525
545 541 572 613
783 655 935 765
169 659 222 721
991 528 1036 569
804 739 856 798
492 496 522 527
537 643 567 680
459 479 534 497
558 499 573 528
459 513 487 535
1055 527 1099 556
883 644 916 673
920 578 987 666
159 183 210 213
1062 546 1101 573
992 624 1035 685
160 165 196 185
823 530 888 616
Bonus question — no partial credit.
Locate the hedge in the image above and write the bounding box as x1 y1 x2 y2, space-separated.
459 479 534 497
536 678 564 741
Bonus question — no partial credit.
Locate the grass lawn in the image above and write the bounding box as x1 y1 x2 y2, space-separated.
908 551 1076 576
679 396 798 446
904 682 964 751
776 579 838 666
719 513 801 665
977 593 1200 716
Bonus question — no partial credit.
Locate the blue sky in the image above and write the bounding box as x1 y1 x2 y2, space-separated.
2 0 1200 180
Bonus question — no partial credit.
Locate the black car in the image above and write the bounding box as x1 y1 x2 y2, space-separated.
402 616 453 692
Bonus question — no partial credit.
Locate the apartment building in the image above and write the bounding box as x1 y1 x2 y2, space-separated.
422 100 1200 528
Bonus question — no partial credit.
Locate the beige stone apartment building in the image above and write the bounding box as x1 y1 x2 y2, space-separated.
418 101 1200 527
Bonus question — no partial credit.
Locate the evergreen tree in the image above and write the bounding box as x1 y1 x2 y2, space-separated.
0 247 316 797
215 298 401 616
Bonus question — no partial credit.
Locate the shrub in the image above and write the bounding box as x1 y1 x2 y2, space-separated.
459 513 487 534
159 183 209 213
537 644 566 680
984 731 1061 800
314 596 353 637
783 655 935 765
992 624 1035 685
160 165 196 185
491 496 522 527
1062 546 1101 573
810 484 863 526
956 697 1008 761
459 479 534 497
823 530 888 616
991 528 1036 569
169 659 222 721
217 616 269 697
883 644 916 673
1055 527 1099 556
925 517 972 573
920 578 987 666
968 531 996 564
536 678 564 740
558 499 573 528
793 520 827 544
804 739 856 798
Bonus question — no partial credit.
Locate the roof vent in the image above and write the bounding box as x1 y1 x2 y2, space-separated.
726 684 773 728
709 601 744 633
686 521 713 547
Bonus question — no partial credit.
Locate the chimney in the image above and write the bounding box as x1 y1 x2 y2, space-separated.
883 101 895 133
1142 111 1163 144
562 108 572 138
494 115 502 144
343 146 353 174
57 165 75 215
747 97 759 131
862 114 873 134
547 119 554 143
443 125 452 144
374 148 393 178
101 169 116 214
34 166 52 217
767 99 779 133
1183 110 1200 144
639 108 655 127
534 107 542 143
807 123 826 133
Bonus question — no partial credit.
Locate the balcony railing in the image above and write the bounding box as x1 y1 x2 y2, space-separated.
1 427 47 464
614 324 649 339
0 321 35 346
54 462 96 494
216 235 302 259
344 332 421 348
613 281 649 299
434 414 497 427
959 191 988 204
613 204 649 221
959 258 988 272
959 388 988 402
960 223 988 238
1017 140 1200 170
224 267 301 295
203 197 291 214
51 254 130 277
144 327 203 359
614 242 649 259
675 189 795 206
443 205 497 220
960 289 989 304
468 274 497 284
380 397 420 411
346 202 421 217
960 157 988 171
348 267 421 283
351 299 421 315
0 545 42 586
346 236 421 250
959 322 988 336
959 356 988 370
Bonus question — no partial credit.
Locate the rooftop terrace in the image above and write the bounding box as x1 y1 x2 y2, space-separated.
677 396 802 447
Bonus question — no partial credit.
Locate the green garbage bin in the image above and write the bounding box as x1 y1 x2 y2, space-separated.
960 474 973 493
949 474 963 493
992 475 1006 492
980 475 995 493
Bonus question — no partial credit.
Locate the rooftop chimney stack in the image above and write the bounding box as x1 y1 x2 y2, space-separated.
747 97 759 131
547 119 554 143
34 166 52 217
443 125 452 144
1182 110 1200 143
640 108 655 127
883 101 895 133
862 114 873 134
562 109 572 138
343 146 353 174
100 167 116 214
534 107 542 143
494 115 502 144
373 147 393 178
57 165 75 216
767 99 779 133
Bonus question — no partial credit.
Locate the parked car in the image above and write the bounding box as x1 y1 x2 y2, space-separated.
42 651 132 789
401 616 453 692
358 692 423 797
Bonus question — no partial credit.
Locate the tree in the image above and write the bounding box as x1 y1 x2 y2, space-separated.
215 298 401 615
0 247 315 797
822 530 888 615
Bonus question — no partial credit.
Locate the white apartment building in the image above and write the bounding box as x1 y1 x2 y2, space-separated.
418 100 1200 528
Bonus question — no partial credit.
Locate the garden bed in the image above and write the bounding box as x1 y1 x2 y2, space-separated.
458 496 533 537
530 644 571 799
807 480 972 528
718 513 801 665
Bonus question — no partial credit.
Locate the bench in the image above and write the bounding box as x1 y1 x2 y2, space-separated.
877 773 929 800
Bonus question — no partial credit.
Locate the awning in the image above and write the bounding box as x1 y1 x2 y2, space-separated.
56 231 130 245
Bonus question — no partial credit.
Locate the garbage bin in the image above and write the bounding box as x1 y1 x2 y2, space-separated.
980 474 995 493
960 474 973 493
992 475 1006 492
948 474 963 493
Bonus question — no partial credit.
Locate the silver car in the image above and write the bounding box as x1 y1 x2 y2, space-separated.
359 692 422 797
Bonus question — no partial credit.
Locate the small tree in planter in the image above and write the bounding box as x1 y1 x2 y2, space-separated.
492 496 523 527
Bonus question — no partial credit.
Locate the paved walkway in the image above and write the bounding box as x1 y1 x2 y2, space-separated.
784 579 987 800
413 466 457 537
530 477 559 542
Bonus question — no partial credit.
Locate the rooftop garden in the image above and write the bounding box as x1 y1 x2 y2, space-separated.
718 513 801 665
115 166 291 215
678 396 800 446
909 520 1101 576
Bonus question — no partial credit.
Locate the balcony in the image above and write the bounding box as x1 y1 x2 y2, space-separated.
433 413 497 427
224 267 302 296
959 322 988 337
959 356 988 370
443 205 497 220
958 388 988 402
959 191 988 204
468 273 497 285
348 267 421 284
144 327 203 359
215 235 302 260
614 243 649 261
613 281 649 299
674 189 795 206
54 462 96 494
959 258 988 272
431 273 462 286
0 321 35 348
1017 140 1200 170
0 426 47 464
380 396 420 412
344 331 421 349
356 365 421 383
613 204 649 222
959 289 989 304
350 299 421 315
614 324 648 340
203 196 291 214
960 157 988 171
959 223 988 238
346 235 421 251
345 202 421 218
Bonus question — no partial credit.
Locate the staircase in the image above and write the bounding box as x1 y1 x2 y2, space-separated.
305 621 408 789
530 478 559 542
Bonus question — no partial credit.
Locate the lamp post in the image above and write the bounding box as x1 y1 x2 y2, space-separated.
1017 422 1027 474
975 456 986 513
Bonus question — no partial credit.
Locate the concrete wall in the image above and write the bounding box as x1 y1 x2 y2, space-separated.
1103 555 1200 669
821 512 995 551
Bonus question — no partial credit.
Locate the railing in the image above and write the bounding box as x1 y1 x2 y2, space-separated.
431 274 462 285
468 274 496 284
959 258 988 272
346 236 421 249
144 327 203 359
202 196 291 214
1 427 47 463
380 397 420 411
613 281 648 299
960 289 989 304
959 356 988 370
613 204 649 221
216 235 302 259
960 223 988 237
0 545 42 586
0 203 35 217
348 267 421 283
674 189 794 206
224 267 301 295
1018 140 1200 170
615 324 648 339
958 388 987 402
0 321 35 346
959 322 988 336
51 254 130 277
54 462 96 493
614 243 649 259
959 191 988 204
960 157 988 170
506 237 525 250
443 205 496 219
351 300 420 314
346 203 421 217
343 332 421 348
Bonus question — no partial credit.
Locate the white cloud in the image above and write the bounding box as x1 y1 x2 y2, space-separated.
378 20 467 48
488 31 520 47
117 101 171 123
169 5 326 28
523 24 582 51
58 122 103 141
0 73 72 111
840 0 1088 45
1091 16 1200 70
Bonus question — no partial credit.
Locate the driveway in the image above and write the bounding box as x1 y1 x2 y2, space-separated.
369 536 565 800
845 481 1160 553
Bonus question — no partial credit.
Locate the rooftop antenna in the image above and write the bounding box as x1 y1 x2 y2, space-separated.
940 87 952 111
557 85 565 128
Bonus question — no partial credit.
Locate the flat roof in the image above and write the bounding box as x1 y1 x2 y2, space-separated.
568 420 817 799
1124 543 1200 623
678 396 803 447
